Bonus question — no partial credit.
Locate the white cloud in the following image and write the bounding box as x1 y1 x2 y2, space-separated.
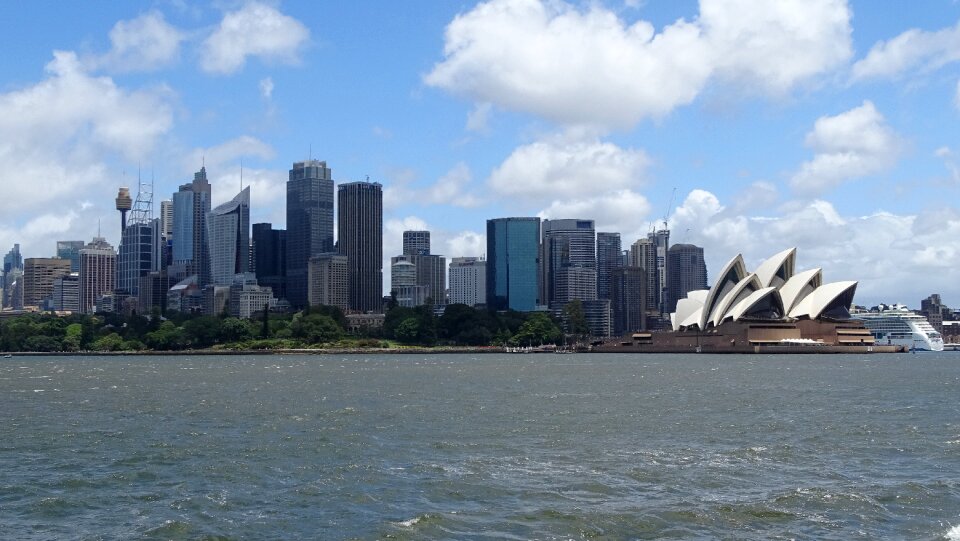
0 50 174 230
669 189 960 306
200 2 310 75
259 77 274 99
851 20 960 81
789 100 901 195
443 230 486 259
86 11 185 72
466 102 492 133
426 0 852 130
488 136 650 200
383 163 482 209
184 135 276 176
538 189 652 242
209 167 287 226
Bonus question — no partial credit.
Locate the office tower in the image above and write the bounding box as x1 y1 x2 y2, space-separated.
2 243 23 308
117 182 160 300
3 243 22 278
23 257 71 308
629 237 658 314
921 293 945 333
541 219 596 309
252 223 287 300
229 273 276 318
596 232 621 301
338 181 383 313
138 272 169 314
171 167 212 285
56 241 85 272
583 299 612 337
51 273 80 312
160 200 173 240
6 274 24 310
390 255 430 308
486 217 540 312
116 187 132 230
286 160 334 309
651 229 670 314
666 243 708 313
79 237 116 314
403 230 431 255
448 257 486 307
611 266 647 334
308 253 348 310
207 187 250 285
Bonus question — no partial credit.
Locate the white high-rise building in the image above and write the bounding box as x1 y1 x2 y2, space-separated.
160 200 174 240
448 257 486 307
207 187 250 286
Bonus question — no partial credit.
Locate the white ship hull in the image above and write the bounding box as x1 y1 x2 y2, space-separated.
854 310 944 352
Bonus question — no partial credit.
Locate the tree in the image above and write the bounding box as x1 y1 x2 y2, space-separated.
220 318 254 342
261 304 270 338
290 313 343 344
394 317 421 344
509 312 562 347
92 332 124 352
182 316 223 348
144 321 187 350
562 299 590 343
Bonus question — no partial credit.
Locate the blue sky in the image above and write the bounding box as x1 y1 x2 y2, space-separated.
1 0 960 307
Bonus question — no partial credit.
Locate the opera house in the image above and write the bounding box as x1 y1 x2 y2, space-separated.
599 248 899 353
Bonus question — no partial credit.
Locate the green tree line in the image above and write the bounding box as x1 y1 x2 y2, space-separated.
0 302 571 352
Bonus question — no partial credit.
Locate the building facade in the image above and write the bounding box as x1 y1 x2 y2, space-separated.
308 253 348 310
338 181 383 313
23 257 71 308
286 160 335 309
252 223 286 301
56 241 85 272
448 257 486 307
51 273 80 312
207 187 250 286
402 230 431 255
611 266 647 335
596 232 621 301
79 237 117 314
486 217 540 312
666 243 708 314
540 219 596 309
171 167 212 285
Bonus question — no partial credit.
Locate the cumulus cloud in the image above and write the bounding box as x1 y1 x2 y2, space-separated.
184 135 276 176
0 50 173 227
488 136 650 200
669 189 960 306
200 2 310 75
384 163 482 209
538 189 652 242
426 0 852 130
851 20 960 81
789 100 901 195
86 11 185 72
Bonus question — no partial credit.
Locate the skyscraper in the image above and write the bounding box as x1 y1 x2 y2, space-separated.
651 229 670 314
629 237 658 314
448 257 486 307
3 244 23 309
540 219 596 309
160 200 173 240
23 257 71 308
207 187 250 285
402 230 431 255
338 181 383 313
252 223 286 301
79 237 116 314
116 183 159 299
390 252 445 306
486 217 540 312
611 266 647 334
666 243 708 313
286 160 335 309
171 167 212 285
596 232 622 301
308 253 348 310
56 241 85 273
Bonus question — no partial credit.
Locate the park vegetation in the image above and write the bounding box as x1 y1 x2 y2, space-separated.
0 300 585 353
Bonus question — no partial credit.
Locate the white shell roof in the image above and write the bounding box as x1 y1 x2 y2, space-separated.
709 273 761 327
754 248 796 288
788 281 857 319
699 254 746 329
673 297 704 331
723 286 782 323
778 267 822 315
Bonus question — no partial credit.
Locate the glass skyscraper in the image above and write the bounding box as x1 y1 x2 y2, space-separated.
56 240 85 273
596 232 622 301
171 167 212 285
338 181 382 313
286 160 334 309
252 223 286 301
207 187 250 286
486 217 540 312
540 218 596 309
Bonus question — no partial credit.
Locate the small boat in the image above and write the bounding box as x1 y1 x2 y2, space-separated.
2 354 11 358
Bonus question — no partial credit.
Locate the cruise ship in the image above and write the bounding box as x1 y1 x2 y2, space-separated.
853 309 944 351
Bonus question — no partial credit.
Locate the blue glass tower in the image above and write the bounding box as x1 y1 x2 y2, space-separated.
486 217 540 312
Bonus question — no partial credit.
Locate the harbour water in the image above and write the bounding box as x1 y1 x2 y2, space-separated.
2 353 959 540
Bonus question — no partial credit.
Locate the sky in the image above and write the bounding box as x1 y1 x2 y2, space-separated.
1 0 959 308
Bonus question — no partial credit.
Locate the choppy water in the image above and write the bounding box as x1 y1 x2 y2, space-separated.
2 352 960 540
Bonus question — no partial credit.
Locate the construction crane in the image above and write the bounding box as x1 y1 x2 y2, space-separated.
662 187 676 232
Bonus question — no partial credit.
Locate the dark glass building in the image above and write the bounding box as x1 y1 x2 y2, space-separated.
252 223 287 301
596 232 621 301
286 160 334 309
486 217 540 312
666 243 708 313
540 219 596 309
338 181 382 313
611 266 647 334
56 241 85 272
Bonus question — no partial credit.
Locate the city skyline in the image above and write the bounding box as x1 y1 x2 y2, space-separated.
1 1 960 306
